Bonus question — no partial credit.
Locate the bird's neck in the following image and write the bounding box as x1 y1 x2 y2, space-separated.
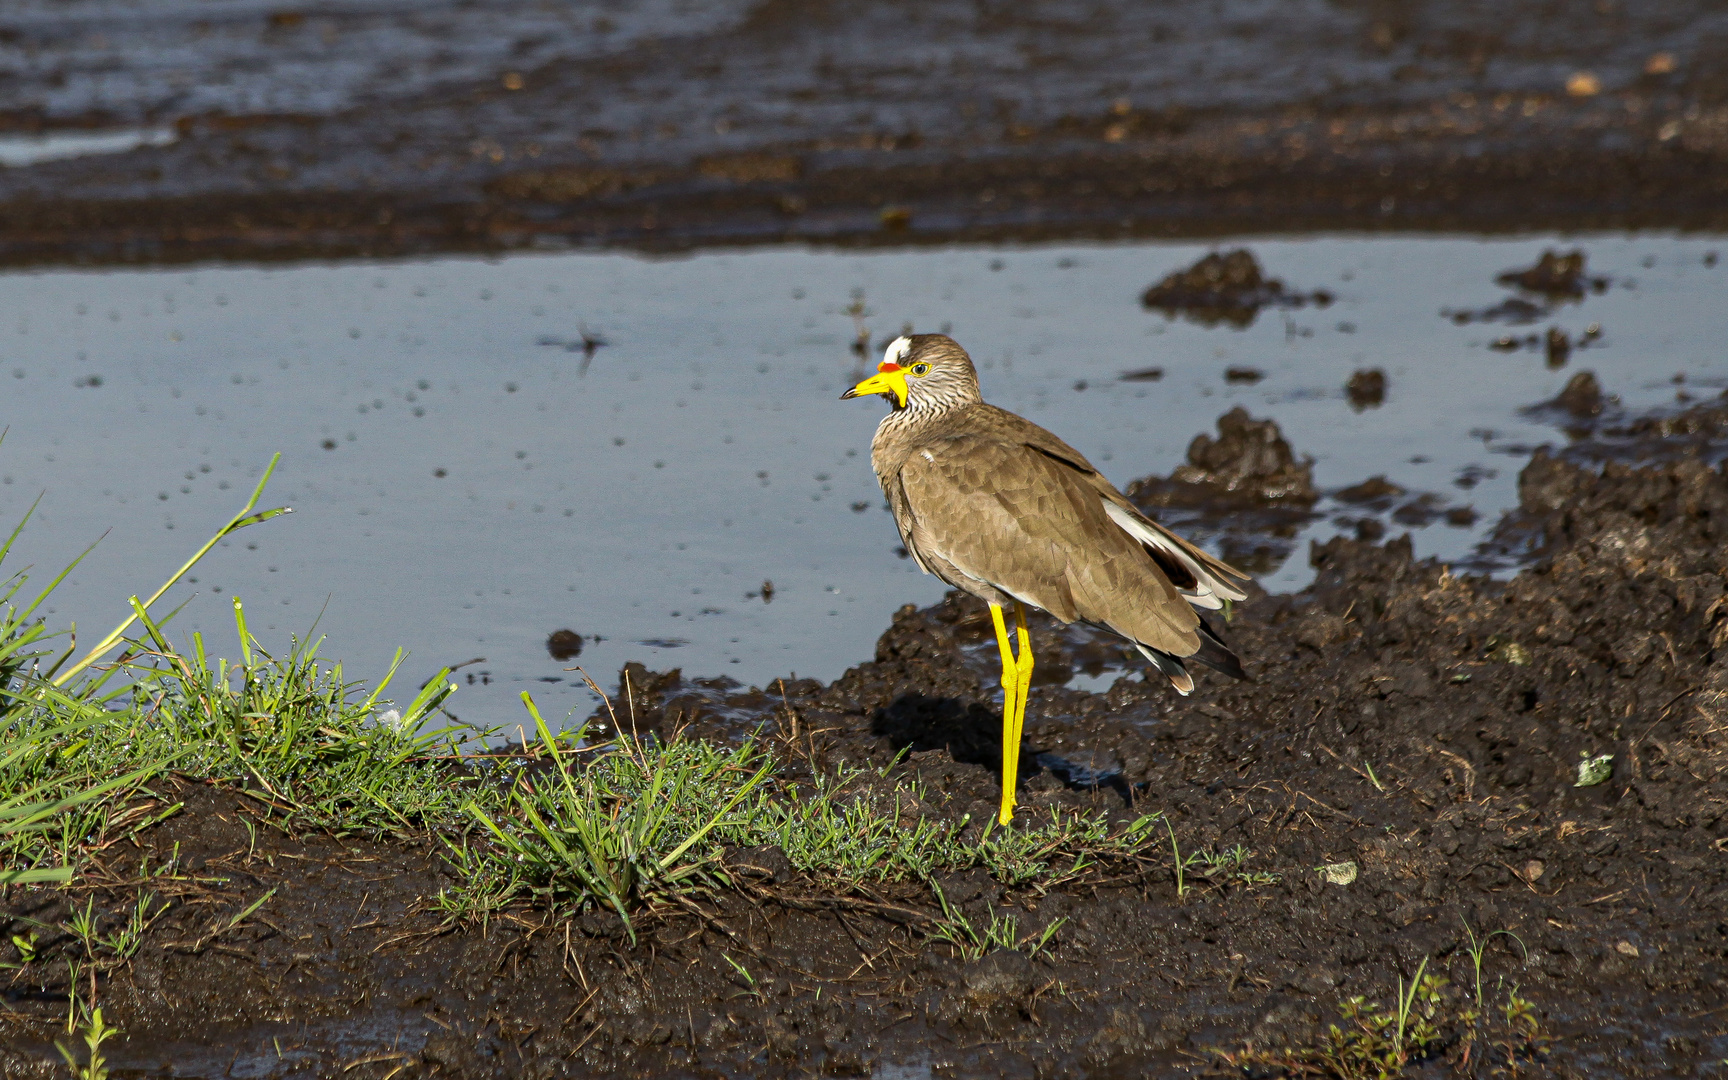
875 399 940 441
870 397 970 484
880 391 973 432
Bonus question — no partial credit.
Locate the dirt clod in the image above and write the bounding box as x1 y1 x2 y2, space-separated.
1130 406 1318 507
1345 368 1386 409
1123 408 1321 574
546 627 584 660
1545 325 1572 367
1334 476 1405 507
1496 248 1609 297
1140 250 1331 328
1554 370 1604 417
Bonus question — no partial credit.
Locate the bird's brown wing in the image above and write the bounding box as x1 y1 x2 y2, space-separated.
959 405 1250 608
896 434 1203 656
883 471 932 576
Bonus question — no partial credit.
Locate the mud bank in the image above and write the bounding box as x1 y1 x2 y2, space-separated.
5 395 1727 1077
2 1 1728 264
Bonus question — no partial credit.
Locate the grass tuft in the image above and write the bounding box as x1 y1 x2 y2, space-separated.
444 692 1173 939
121 626 465 834
462 693 772 942
929 882 1066 961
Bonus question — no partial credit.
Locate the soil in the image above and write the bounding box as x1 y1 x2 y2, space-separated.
5 396 1727 1078
1124 406 1321 574
2 2 1728 265
1495 250 1611 300
1139 250 1334 329
1346 369 1388 412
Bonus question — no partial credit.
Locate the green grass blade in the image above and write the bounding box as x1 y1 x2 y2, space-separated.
0 866 74 886
54 453 290 687
0 490 41 566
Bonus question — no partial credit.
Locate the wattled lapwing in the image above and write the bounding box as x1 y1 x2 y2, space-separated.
843 334 1250 824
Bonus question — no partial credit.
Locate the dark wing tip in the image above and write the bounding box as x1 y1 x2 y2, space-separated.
1190 614 1248 681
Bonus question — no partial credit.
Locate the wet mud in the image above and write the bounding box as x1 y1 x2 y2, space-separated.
1495 250 1612 300
6 391 1727 1077
1124 407 1322 575
1345 369 1388 412
1139 250 1334 329
2 2 1728 265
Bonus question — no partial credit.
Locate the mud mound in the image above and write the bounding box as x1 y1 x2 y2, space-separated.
1129 406 1318 508
1537 387 1728 472
1345 368 1387 410
1495 248 1610 298
1140 250 1332 328
1513 370 1612 443
1121 407 1319 573
1480 391 1728 571
1447 250 1613 329
1552 370 1605 417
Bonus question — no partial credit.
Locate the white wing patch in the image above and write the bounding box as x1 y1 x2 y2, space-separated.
1103 500 1247 610
883 336 912 366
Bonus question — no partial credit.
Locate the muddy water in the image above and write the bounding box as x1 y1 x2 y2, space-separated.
0 234 1720 727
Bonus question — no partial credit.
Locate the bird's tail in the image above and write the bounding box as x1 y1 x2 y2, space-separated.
1135 614 1246 695
1136 644 1196 695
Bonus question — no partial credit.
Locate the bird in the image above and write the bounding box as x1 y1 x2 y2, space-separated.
842 333 1250 825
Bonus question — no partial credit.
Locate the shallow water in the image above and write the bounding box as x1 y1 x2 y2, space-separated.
0 126 177 168
0 234 1720 727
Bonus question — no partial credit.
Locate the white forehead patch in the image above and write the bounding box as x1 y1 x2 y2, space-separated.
883 336 912 366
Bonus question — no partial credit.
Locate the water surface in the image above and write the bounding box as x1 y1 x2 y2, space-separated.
0 234 1719 726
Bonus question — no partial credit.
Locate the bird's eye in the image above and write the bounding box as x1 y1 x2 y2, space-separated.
910 362 930 376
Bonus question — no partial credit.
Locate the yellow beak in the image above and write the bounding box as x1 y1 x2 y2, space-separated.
840 365 909 409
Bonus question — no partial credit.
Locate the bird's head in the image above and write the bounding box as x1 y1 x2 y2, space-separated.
840 334 980 412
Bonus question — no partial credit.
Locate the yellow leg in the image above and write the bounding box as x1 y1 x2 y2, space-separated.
990 603 1036 826
989 604 1018 824
1010 601 1033 817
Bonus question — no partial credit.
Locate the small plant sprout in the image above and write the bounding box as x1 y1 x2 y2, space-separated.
1165 818 1187 898
1190 845 1279 887
1393 956 1432 1051
1462 920 1528 1007
105 891 170 962
66 897 102 956
721 953 763 1001
57 1005 119 1080
1215 950 1552 1078
3 930 39 969
222 888 278 937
